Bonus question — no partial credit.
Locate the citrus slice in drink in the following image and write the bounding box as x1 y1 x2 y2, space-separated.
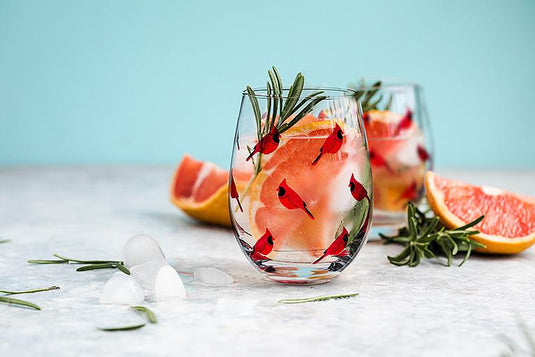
425 171 535 254
170 155 248 227
246 117 367 256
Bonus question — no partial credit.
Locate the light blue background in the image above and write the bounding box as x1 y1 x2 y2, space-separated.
1 0 534 168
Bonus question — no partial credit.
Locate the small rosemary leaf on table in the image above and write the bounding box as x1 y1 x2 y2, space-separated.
52 253 122 264
277 293 359 305
0 286 59 295
27 259 68 264
76 263 119 272
0 239 10 244
0 296 41 310
131 306 157 323
98 323 145 332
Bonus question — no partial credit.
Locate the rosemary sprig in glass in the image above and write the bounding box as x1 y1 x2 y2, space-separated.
243 67 327 185
278 293 359 305
381 202 485 267
350 79 392 112
28 253 130 274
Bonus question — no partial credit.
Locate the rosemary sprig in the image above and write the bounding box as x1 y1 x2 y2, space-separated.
98 323 145 332
381 202 485 267
350 80 392 112
0 296 41 310
28 253 130 274
98 306 157 332
0 286 60 295
242 67 327 196
277 293 359 305
1 285 60 310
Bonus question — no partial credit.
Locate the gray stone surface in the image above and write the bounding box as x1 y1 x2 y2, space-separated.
0 166 534 357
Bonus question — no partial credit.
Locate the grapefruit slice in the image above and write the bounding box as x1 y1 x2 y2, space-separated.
425 171 535 254
247 118 367 255
170 155 232 227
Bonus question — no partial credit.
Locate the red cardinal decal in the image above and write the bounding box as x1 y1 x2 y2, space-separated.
313 227 349 264
397 181 419 202
250 228 274 261
229 173 243 212
312 122 345 166
369 150 394 173
417 145 430 162
349 174 370 202
246 126 280 161
396 108 413 135
277 179 314 219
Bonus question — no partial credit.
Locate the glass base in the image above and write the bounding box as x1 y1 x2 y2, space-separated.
252 259 354 285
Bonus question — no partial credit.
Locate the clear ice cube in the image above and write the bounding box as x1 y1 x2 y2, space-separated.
154 266 186 301
194 267 234 286
100 272 144 305
130 260 169 290
120 234 166 268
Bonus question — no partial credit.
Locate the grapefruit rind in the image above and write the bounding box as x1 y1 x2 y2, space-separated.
170 155 231 227
425 171 535 254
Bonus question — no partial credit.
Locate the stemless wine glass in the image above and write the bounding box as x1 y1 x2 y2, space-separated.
229 84 372 284
353 81 433 233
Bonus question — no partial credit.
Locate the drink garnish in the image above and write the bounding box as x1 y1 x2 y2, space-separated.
381 202 485 267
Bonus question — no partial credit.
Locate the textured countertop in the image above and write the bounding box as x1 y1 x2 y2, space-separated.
1 166 534 357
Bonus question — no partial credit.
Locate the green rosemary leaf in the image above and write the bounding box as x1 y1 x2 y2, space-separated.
0 239 10 244
458 244 472 267
76 263 118 272
0 296 41 310
385 95 393 110
52 253 122 264
131 306 157 323
279 96 327 134
285 90 325 124
387 246 412 265
281 72 304 121
0 286 59 295
246 86 262 140
116 264 131 275
455 215 485 230
265 81 272 134
277 293 358 305
27 259 68 264
272 66 283 113
98 323 145 332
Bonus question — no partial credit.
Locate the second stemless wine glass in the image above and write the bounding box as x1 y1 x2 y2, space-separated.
229 71 372 284
352 81 433 232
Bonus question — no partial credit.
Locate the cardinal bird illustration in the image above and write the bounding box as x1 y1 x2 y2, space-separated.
397 181 419 202
246 126 280 161
417 145 430 162
313 227 349 264
250 228 274 261
312 122 345 166
369 150 393 173
277 179 315 219
229 173 243 212
349 174 370 202
396 108 413 134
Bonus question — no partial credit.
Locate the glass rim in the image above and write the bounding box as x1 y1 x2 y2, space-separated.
242 86 357 100
351 80 422 92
